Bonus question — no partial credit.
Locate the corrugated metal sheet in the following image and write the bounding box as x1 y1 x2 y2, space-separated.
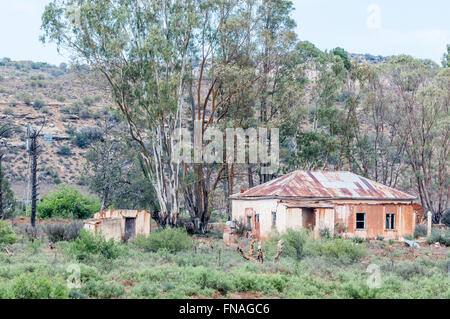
230 170 415 200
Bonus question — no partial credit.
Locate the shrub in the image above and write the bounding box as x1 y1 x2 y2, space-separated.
282 229 309 261
80 279 124 298
442 209 450 227
426 229 450 246
132 228 194 253
414 224 427 238
70 230 122 261
352 237 364 244
33 99 45 109
376 235 384 241
319 227 331 239
233 218 250 237
394 260 424 280
195 269 233 294
12 273 68 299
18 92 32 105
37 184 100 219
4 108 14 116
73 127 103 148
306 238 366 262
0 220 16 245
56 146 72 156
43 222 83 242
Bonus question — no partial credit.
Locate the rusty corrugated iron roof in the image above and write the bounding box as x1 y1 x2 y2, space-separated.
230 170 416 200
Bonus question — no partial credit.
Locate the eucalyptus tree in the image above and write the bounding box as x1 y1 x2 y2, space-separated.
42 0 200 227
386 56 449 222
255 0 297 183
41 0 274 232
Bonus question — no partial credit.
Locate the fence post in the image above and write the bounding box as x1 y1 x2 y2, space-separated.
427 211 432 237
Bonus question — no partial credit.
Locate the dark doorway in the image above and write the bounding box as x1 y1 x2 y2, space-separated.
124 217 136 242
302 208 315 230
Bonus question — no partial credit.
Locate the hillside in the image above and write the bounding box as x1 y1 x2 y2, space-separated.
0 58 112 200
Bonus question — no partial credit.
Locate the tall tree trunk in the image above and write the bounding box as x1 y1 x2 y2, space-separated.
0 154 3 219
30 133 38 228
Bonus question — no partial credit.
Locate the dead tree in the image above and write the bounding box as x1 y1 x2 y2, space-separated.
248 237 255 256
237 238 264 264
29 130 41 228
273 240 284 263
237 245 258 262
256 241 264 263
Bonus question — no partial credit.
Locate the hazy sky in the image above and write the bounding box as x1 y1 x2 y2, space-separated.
0 0 449 65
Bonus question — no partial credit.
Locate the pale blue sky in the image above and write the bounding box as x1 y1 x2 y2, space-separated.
0 0 449 65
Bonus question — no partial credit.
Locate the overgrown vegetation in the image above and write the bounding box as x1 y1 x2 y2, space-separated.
0 220 16 245
37 184 100 219
43 222 83 242
0 225 448 299
426 229 450 246
132 228 194 253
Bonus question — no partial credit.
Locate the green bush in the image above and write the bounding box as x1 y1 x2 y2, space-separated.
132 228 194 253
80 279 124 298
426 229 450 246
33 99 45 109
442 209 450 227
319 227 331 239
37 184 100 219
282 229 309 261
394 260 424 280
73 127 103 148
0 220 17 245
12 273 68 299
56 146 72 156
43 222 83 242
70 230 122 261
306 238 366 262
195 269 233 294
414 224 427 238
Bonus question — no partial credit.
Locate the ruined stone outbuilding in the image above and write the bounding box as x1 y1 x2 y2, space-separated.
230 170 422 240
83 209 157 242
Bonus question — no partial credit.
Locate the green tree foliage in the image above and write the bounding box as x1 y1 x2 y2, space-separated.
282 228 308 261
0 220 16 245
442 44 449 68
1 177 16 219
81 116 158 211
37 184 100 219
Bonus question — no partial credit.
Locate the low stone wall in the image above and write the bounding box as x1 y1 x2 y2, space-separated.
83 218 122 242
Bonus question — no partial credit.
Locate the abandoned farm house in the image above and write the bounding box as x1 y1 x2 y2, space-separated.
230 170 422 240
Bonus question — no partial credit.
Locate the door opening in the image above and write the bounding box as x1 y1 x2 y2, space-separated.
302 208 315 230
124 217 136 242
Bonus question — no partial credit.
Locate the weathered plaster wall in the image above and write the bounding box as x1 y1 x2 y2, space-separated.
95 209 155 238
231 199 278 238
335 203 415 239
83 218 122 242
231 198 416 240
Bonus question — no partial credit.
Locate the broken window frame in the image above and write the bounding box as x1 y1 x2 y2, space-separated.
356 212 366 230
272 211 276 227
385 213 396 230
247 216 252 229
